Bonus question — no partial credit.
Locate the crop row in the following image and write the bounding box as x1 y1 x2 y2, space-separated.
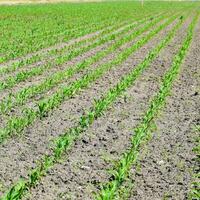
0 13 162 91
0 11 161 75
0 13 180 200
0 15 142 74
0 17 133 72
0 12 166 116
0 13 177 144
0 12 121 63
1 2 165 63
96 13 199 200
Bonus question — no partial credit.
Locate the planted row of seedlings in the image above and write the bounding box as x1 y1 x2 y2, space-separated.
0 9 124 63
96 13 199 200
0 12 168 116
1 15 124 63
0 12 163 90
1 2 162 63
0 13 183 200
0 13 163 91
0 13 178 144
0 14 144 74
0 17 133 72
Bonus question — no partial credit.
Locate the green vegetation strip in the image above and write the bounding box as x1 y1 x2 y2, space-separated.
0 14 183 200
0 13 166 115
0 12 163 77
96 13 199 200
0 20 134 88
0 13 161 91
0 15 142 75
0 14 177 144
0 7 124 63
2 2 180 63
1 11 164 75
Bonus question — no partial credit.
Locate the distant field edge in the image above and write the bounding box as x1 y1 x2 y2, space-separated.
0 0 106 6
1 0 200 6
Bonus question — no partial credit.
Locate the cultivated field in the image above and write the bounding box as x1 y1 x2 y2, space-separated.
0 1 199 200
